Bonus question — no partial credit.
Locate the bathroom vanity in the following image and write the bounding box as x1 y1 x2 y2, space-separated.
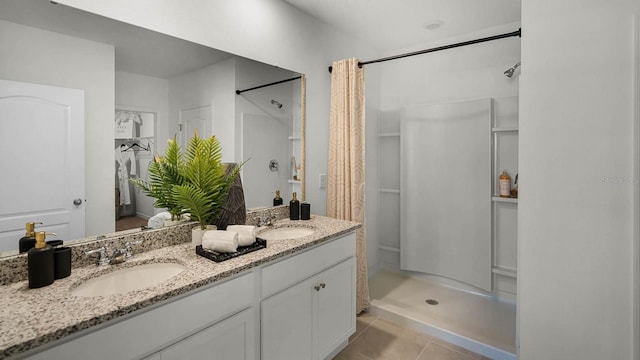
0 215 359 360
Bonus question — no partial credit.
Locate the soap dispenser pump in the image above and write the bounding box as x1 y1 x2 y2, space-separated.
19 222 43 253
289 192 300 220
273 190 283 206
28 231 56 289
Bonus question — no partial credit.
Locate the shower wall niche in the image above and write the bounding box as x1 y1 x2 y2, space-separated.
376 96 518 299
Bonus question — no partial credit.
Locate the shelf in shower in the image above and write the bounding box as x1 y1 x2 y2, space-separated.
492 196 518 203
492 266 517 278
378 245 400 253
491 126 519 132
379 188 400 194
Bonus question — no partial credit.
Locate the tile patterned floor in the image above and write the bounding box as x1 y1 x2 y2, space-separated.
333 312 490 360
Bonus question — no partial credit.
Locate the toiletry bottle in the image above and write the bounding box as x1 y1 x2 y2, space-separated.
510 173 518 198
28 231 56 289
289 192 300 220
499 170 511 198
301 202 311 220
273 190 283 206
19 222 43 253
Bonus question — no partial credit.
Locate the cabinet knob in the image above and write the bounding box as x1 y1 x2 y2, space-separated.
320 282 326 289
314 285 321 291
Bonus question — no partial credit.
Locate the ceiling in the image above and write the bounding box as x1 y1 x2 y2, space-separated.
282 0 521 53
0 0 234 79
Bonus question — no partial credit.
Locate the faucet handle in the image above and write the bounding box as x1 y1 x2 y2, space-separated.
123 239 144 258
85 246 109 266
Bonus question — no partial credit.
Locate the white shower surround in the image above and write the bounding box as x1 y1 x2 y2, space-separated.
400 98 493 291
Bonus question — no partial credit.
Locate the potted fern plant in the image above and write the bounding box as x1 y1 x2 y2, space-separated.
130 137 186 224
172 131 242 245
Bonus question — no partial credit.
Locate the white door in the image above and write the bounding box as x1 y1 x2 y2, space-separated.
0 79 85 251
317 258 356 359
161 308 257 360
180 105 212 146
261 276 315 360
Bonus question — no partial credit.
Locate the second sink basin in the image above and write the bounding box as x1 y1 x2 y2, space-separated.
258 226 315 241
71 262 186 297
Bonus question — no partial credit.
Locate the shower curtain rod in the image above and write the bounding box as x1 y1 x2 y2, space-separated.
235 75 302 95
327 28 521 73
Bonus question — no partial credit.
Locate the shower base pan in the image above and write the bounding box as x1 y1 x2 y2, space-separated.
369 269 516 360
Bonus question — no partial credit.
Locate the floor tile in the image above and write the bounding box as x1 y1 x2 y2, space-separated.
429 339 491 360
340 317 431 360
350 311 377 341
417 341 476 360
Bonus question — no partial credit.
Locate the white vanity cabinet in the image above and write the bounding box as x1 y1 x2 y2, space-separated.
25 272 256 360
261 233 356 360
20 231 357 360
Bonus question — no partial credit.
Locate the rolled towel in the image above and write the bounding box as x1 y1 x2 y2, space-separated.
202 230 239 253
147 211 172 229
226 225 258 247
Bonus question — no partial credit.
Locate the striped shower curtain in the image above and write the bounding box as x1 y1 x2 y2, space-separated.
326 58 369 313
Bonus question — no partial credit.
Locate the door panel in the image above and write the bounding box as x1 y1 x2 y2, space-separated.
261 277 314 360
180 105 212 146
0 80 84 251
317 258 356 359
161 308 256 360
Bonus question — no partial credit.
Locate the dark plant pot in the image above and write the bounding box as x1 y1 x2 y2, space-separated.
214 163 246 230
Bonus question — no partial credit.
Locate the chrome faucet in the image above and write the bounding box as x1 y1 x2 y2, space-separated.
85 240 144 266
257 214 277 227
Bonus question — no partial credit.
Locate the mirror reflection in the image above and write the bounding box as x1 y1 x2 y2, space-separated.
0 0 305 254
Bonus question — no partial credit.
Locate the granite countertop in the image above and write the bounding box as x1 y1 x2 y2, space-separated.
0 215 360 359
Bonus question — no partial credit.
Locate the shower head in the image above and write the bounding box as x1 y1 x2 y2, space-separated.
504 61 521 78
271 99 283 109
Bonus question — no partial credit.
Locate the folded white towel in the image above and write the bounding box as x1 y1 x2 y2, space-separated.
226 225 257 247
202 230 238 253
147 211 172 229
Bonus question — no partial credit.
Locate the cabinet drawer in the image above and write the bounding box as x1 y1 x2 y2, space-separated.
261 232 355 299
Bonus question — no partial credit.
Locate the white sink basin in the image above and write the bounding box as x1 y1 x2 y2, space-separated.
71 262 186 297
259 226 315 241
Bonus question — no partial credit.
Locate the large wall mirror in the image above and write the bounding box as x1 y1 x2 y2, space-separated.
0 0 305 254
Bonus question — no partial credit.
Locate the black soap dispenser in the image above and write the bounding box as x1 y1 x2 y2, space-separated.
28 231 56 289
289 192 300 220
19 222 42 253
273 190 283 206
301 202 311 220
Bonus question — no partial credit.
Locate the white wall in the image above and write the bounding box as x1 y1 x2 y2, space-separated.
115 71 170 218
235 57 297 206
168 58 236 157
0 19 115 237
55 0 379 217
519 1 640 359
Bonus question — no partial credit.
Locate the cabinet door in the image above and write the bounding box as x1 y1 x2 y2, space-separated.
261 277 315 360
317 258 356 359
160 308 256 360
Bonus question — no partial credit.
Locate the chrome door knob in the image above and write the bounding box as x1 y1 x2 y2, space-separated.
73 198 83 206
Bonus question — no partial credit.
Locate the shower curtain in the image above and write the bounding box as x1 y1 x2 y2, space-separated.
327 58 369 313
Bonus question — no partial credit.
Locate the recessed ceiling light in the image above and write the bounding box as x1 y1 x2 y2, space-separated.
423 20 443 30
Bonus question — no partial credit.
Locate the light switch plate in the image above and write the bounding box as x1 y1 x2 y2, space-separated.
319 174 327 189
